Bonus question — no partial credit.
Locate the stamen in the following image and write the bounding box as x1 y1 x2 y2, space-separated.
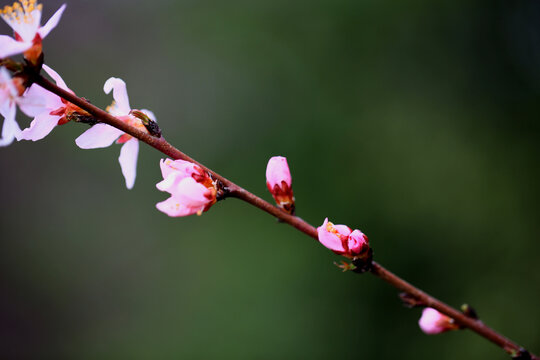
105 100 116 113
1 1 41 25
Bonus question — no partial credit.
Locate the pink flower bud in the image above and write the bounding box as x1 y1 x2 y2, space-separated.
418 308 459 335
317 218 370 259
156 158 218 217
266 156 295 214
348 229 369 256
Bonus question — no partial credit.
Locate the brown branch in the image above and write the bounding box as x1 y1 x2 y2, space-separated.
34 74 538 360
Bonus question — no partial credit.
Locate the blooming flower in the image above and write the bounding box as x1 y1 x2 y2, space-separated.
0 66 22 146
75 77 155 189
266 156 295 214
155 158 218 217
16 64 79 141
418 307 459 335
317 218 369 258
0 1 66 62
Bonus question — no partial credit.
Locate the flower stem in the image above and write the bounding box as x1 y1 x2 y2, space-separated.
34 74 538 360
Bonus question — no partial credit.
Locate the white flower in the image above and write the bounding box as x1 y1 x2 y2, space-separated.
76 78 156 190
17 64 74 141
0 1 66 59
0 66 22 146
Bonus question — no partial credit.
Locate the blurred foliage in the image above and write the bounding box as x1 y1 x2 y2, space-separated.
0 0 539 359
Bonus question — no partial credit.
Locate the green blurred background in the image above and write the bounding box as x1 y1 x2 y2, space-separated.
1 0 539 359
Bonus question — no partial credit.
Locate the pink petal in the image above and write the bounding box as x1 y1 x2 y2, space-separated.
75 123 123 149
159 158 176 179
156 160 199 194
156 195 201 217
42 64 69 91
156 173 179 193
159 158 197 180
104 77 130 115
118 139 139 189
317 218 346 253
17 113 59 141
0 36 32 58
318 230 345 253
333 224 352 237
38 4 67 39
419 308 447 335
266 156 292 188
0 103 20 147
348 229 368 254
176 177 213 207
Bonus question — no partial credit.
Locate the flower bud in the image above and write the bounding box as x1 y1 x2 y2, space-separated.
156 158 218 217
131 110 161 137
418 308 459 335
317 218 370 259
348 229 369 256
266 156 295 214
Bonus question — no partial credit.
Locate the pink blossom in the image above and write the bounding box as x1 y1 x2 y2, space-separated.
16 65 74 141
0 1 66 61
0 66 22 146
419 308 458 335
75 77 155 190
156 158 218 217
317 218 370 258
317 218 350 254
266 156 295 214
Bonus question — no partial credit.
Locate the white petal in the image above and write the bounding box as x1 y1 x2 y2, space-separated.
19 84 63 117
38 4 67 39
75 123 123 149
0 104 21 147
156 172 180 193
19 86 48 116
118 139 139 189
176 177 211 206
0 67 17 98
42 64 69 91
156 196 199 217
0 36 32 59
17 113 59 141
104 77 130 115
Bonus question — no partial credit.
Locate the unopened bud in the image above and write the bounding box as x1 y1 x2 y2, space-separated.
266 156 295 214
317 218 372 269
131 110 161 137
418 308 460 335
510 348 532 360
460 304 479 320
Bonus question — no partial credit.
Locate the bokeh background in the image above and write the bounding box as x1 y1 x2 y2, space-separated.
1 0 539 359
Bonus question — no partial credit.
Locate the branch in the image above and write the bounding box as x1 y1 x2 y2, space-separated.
33 74 538 360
